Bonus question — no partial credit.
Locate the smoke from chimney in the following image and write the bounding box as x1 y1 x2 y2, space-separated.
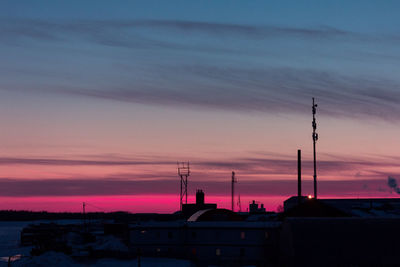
387 176 400 194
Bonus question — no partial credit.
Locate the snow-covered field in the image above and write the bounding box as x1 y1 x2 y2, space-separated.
11 252 192 267
0 221 192 267
0 220 82 261
0 221 32 263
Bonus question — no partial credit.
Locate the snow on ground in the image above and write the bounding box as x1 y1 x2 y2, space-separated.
0 220 80 266
0 220 81 259
92 235 129 252
0 221 192 266
11 252 77 267
9 252 192 267
95 257 192 267
0 221 33 261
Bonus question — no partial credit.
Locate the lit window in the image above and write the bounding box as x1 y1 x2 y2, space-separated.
140 230 146 234
216 248 221 256
156 248 161 252
240 231 246 239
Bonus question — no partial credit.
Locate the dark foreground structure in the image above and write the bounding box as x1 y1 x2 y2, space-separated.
280 217 400 266
19 195 400 267
130 220 280 266
129 197 400 266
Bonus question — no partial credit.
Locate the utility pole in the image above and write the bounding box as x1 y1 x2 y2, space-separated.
82 202 86 230
231 171 237 211
312 98 318 199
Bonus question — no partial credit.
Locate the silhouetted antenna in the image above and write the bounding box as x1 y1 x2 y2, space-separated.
312 97 318 199
237 194 242 212
231 171 237 212
82 202 86 230
178 162 190 211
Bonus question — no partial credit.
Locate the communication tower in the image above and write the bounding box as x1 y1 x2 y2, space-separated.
312 97 318 199
178 162 190 211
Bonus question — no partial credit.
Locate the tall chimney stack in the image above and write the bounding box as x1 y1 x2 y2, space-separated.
196 189 204 205
231 171 236 212
297 149 301 204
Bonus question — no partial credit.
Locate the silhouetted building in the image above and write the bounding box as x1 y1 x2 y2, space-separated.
188 208 242 222
283 198 349 218
130 220 280 266
181 190 217 218
283 196 309 211
280 196 400 266
249 200 266 214
284 196 400 217
280 217 400 266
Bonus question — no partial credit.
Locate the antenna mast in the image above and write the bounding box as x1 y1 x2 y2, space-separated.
82 202 86 230
178 162 190 211
312 97 318 199
231 171 237 211
237 194 242 212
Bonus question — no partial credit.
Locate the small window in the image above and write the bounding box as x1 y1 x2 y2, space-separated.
240 231 246 239
140 230 146 234
156 232 160 239
192 231 197 239
216 248 221 256
156 248 161 252
265 231 269 239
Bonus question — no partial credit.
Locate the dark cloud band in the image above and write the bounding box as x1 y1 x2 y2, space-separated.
0 177 390 197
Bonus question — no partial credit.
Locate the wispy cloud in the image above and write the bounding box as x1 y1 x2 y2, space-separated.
58 66 400 120
0 19 353 45
2 19 400 121
0 177 390 197
0 157 172 166
0 153 391 169
0 18 360 58
0 153 397 179
0 152 396 197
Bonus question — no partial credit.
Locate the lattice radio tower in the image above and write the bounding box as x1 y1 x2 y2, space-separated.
178 162 190 211
237 194 242 212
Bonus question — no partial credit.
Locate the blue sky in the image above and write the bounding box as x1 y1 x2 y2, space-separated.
2 1 400 119
3 1 400 31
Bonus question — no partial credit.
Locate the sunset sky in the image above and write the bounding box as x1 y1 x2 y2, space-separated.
1 0 400 213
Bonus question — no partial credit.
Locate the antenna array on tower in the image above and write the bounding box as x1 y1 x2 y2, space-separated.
312 97 318 199
178 162 190 211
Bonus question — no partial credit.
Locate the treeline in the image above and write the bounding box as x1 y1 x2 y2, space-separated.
0 210 180 221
